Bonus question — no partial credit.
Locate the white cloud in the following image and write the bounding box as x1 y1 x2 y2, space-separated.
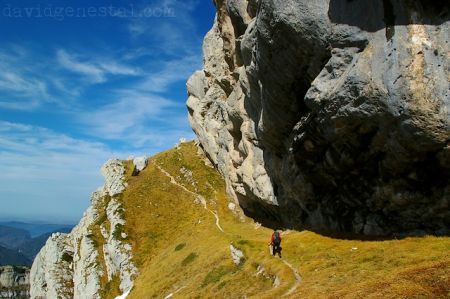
0 72 47 96
0 121 123 222
123 122 195 149
57 50 106 83
99 62 140 76
57 49 141 83
136 54 201 92
0 0 210 221
75 50 201 145
0 121 117 174
0 49 50 110
78 91 175 139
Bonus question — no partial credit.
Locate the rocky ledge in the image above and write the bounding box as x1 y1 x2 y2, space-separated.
187 0 450 236
30 159 144 299
0 266 30 299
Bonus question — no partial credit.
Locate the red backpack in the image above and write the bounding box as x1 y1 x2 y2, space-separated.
273 231 281 244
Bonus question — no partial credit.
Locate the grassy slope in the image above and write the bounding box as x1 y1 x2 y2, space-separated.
117 142 449 299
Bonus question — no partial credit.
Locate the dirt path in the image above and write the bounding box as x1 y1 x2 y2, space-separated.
156 162 299 295
155 163 224 233
164 286 186 299
281 259 302 297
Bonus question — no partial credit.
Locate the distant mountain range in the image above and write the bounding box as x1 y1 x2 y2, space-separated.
0 245 31 266
0 222 73 266
0 226 31 249
0 221 73 238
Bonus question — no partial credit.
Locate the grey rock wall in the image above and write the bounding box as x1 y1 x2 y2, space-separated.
187 0 450 236
30 159 139 298
0 266 30 298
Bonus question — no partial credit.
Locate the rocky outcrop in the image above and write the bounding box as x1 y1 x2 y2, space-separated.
187 0 450 236
132 156 148 173
30 160 138 298
0 266 30 298
0 266 29 288
229 245 245 265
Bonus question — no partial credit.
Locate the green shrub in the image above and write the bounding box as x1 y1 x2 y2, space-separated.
201 266 229 287
175 243 186 251
112 224 125 240
237 239 249 245
181 252 198 266
115 207 125 218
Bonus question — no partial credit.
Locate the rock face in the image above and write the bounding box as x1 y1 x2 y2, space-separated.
187 0 450 236
0 266 30 298
30 160 138 299
230 245 245 265
132 156 148 173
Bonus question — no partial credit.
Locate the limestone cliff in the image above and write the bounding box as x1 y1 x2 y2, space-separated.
30 160 139 299
0 266 30 298
187 0 450 236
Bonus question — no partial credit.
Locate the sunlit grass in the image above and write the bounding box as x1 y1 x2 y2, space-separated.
115 142 450 298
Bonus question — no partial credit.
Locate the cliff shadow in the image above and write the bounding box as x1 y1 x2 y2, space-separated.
328 0 449 32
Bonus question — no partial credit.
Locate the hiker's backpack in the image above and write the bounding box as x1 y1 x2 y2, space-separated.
273 231 281 244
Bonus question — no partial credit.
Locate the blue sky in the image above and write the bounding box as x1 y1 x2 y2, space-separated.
0 0 216 223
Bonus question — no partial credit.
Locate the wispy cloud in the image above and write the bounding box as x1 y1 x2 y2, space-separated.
57 50 106 83
0 0 211 222
57 49 141 83
99 62 140 76
0 121 117 174
0 121 122 222
0 48 50 110
78 91 175 139
0 113 193 221
136 54 201 92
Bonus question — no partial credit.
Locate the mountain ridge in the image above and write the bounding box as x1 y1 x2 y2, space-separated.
0 221 74 238
0 223 73 266
29 142 450 298
0 245 31 267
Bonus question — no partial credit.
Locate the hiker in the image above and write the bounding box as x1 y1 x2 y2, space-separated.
269 230 282 257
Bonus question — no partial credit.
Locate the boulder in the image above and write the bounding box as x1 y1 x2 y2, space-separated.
133 156 148 174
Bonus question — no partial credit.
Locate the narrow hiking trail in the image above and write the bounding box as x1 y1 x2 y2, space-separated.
163 286 187 299
154 163 224 233
281 259 302 297
154 160 301 296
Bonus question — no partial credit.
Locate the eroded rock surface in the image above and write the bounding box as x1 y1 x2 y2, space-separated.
133 156 148 173
230 244 245 265
0 266 30 298
187 0 450 236
30 160 137 298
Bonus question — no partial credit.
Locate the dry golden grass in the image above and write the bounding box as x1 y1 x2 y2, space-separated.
113 142 450 299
